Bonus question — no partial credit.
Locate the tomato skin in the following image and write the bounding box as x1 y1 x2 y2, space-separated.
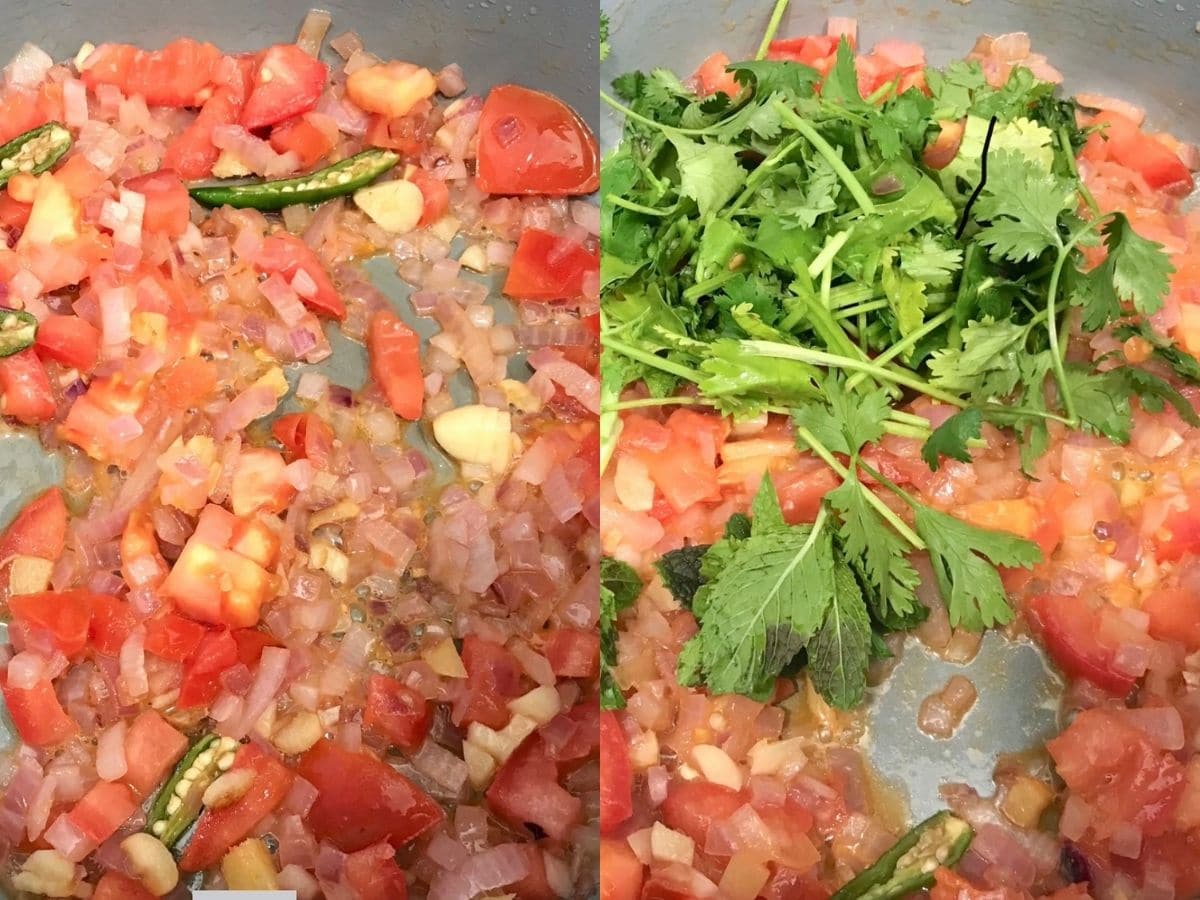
241 45 329 131
1027 594 1136 695
452 635 526 730
177 628 238 708
364 675 433 751
694 52 741 97
124 170 190 237
502 228 597 301
0 487 67 562
299 739 444 853
34 315 101 373
0 675 78 746
272 412 334 468
368 309 424 421
88 595 135 656
162 356 218 411
180 742 295 872
476 84 599 196
9 589 94 657
67 780 139 844
0 349 55 424
544 628 601 678
143 613 208 662
254 233 345 320
600 711 634 835
344 842 409 900
81 38 223 108
94 873 156 900
600 839 644 900
487 735 583 841
660 779 747 847
410 169 450 227
269 113 337 168
768 35 841 65
123 709 189 797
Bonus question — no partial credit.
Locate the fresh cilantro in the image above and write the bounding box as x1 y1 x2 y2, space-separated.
1113 321 1200 384
1070 213 1174 330
922 408 983 470
599 12 610 62
600 557 643 710
974 149 1074 262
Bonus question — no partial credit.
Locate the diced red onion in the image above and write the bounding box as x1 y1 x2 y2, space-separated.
224 646 290 739
297 9 333 56
7 651 47 690
282 777 319 818
25 772 56 842
428 832 470 869
279 865 322 900
528 348 600 414
461 844 531 893
118 627 148 700
95 720 128 782
5 44 53 87
45 813 95 863
412 740 469 792
1119 706 1185 750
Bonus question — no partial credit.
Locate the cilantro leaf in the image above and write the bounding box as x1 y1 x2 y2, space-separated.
974 149 1074 262
1113 322 1200 384
599 12 610 62
1121 367 1200 429
882 254 928 338
899 234 963 285
668 135 743 218
807 557 872 709
1102 213 1174 317
913 506 1041 631
922 408 983 470
600 557 643 710
928 318 1029 397
727 60 820 100
791 378 890 456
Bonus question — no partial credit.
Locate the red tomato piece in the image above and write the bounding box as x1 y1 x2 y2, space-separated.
241 45 329 131
0 89 49 146
34 315 101 373
0 349 55 424
120 506 169 591
368 309 423 421
1142 588 1200 650
476 84 599 196
1027 594 1136 695
230 447 296 517
502 228 597 301
180 742 294 871
232 628 279 666
599 711 633 835
364 674 433 752
177 628 239 708
451 635 527 730
0 487 67 562
600 839 644 900
486 735 582 841
81 38 223 108
410 168 450 227
88 595 135 656
1154 493 1200 562
163 59 248 180
253 233 345 320
0 194 31 230
123 709 189 797
1094 112 1195 195
9 589 93 657
768 35 840 65
544 628 601 678
660 779 747 847
543 695 601 764
775 464 842 526
162 357 219 411
299 739 444 853
930 869 1025 900
271 412 334 468
693 51 741 97
269 113 337 168
0 675 77 747
124 170 190 237
1047 708 1185 840
67 781 139 844
143 613 208 663
94 873 156 900
344 842 409 900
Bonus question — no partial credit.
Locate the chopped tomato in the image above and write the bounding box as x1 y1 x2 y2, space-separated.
232 628 279 665
957 498 1040 541
1027 594 1136 695
451 635 527 729
931 869 1025 900
123 709 189 797
924 119 965 170
241 44 328 131
768 35 841 65
177 628 239 708
58 372 152 469
271 412 334 468
1154 493 1200 561
660 779 747 847
124 170 190 237
344 842 409 900
600 711 633 835
67 780 139 844
0 675 77 747
34 315 101 373
476 84 599 196
1093 112 1195 195
774 464 842 526
641 876 702 900
600 839 644 900
368 309 423 420
81 38 223 108
162 356 219 411
88 595 135 656
94 873 156 900
0 349 55 424
1142 588 1200 650
163 60 247 180
0 194 30 230
544 628 600 678
180 742 295 872
543 695 601 764
502 228 597 301
0 487 67 562
120 506 169 591
1047 708 1185 840
631 409 725 513
409 168 450 227
299 739 444 853
9 589 94 657
486 735 582 841
254 233 345 320
0 89 49 146
693 52 741 97
347 62 436 119
230 447 295 517
269 113 337 168
143 613 208 662
364 674 432 751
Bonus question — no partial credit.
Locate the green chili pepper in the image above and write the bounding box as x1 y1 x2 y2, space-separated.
0 309 38 358
188 148 401 210
830 811 974 900
146 733 240 848
0 122 73 188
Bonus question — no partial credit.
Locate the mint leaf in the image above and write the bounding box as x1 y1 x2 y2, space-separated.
601 556 643 710
655 545 708 608
807 557 872 709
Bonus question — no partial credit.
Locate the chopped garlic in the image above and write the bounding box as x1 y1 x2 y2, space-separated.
464 740 497 789
10 555 52 595
308 500 361 532
650 822 694 866
211 151 252 179
353 179 424 233
508 685 562 725
74 42 96 70
467 714 538 764
422 637 467 677
498 378 543 413
458 244 488 273
748 736 809 777
309 540 349 585
427 214 460 244
432 404 513 474
692 744 744 791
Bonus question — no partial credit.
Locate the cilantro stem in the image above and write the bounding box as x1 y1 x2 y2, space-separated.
684 270 740 302
834 299 888 319
599 91 713 137
603 336 704 382
727 135 806 217
772 100 877 215
744 340 967 407
845 307 956 391
1059 124 1100 217
755 0 792 60
1044 221 1104 427
794 425 926 550
607 195 674 217
807 230 852 280
605 395 712 411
